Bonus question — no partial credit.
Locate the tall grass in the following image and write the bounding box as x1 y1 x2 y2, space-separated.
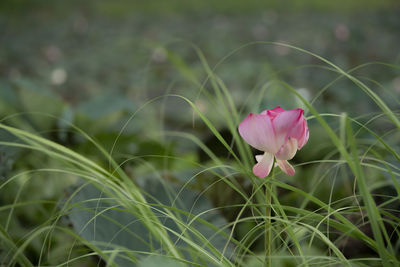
0 43 399 266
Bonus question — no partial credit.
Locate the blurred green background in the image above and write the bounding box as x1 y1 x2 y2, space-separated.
1 0 400 265
1 0 400 109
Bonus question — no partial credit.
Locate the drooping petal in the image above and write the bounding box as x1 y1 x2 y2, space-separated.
238 113 278 153
275 138 298 160
276 160 295 176
253 152 274 178
272 108 304 149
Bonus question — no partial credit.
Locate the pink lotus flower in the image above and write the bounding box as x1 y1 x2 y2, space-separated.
238 106 309 178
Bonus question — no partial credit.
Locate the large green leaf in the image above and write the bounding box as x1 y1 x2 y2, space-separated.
66 176 233 266
76 92 135 120
15 79 66 125
137 255 186 267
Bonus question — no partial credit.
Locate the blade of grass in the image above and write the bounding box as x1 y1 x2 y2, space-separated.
346 115 394 266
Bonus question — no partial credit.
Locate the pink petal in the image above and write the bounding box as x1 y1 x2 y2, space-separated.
276 160 295 176
253 152 274 178
297 120 309 149
238 113 278 153
272 108 304 149
275 138 298 160
261 106 285 119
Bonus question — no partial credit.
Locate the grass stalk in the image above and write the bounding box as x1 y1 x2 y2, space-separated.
265 160 275 267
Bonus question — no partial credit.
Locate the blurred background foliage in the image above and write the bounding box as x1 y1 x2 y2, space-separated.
1 0 400 265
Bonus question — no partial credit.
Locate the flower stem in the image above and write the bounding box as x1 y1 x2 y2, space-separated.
265 160 275 267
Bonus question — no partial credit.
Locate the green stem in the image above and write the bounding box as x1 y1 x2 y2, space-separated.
265 160 275 267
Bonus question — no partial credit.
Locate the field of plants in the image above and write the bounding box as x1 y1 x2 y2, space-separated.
1 1 400 266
